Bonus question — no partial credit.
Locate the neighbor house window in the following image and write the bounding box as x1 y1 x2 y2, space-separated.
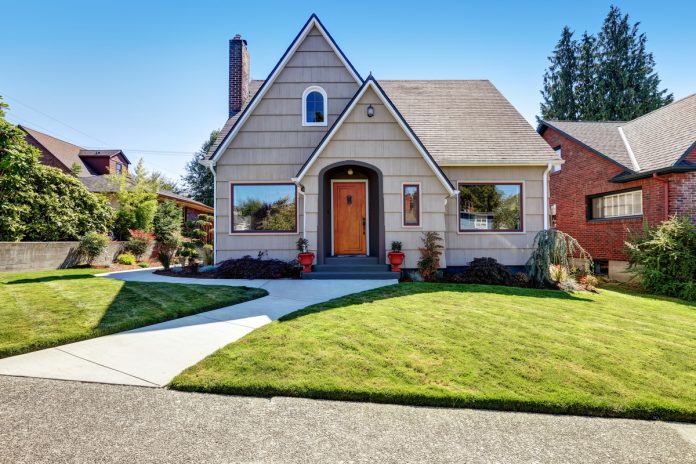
589 189 642 220
302 86 327 126
231 183 297 233
402 184 420 226
552 146 562 172
115 162 122 174
458 183 523 232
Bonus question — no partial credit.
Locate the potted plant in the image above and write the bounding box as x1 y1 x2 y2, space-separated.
296 237 314 273
387 241 405 272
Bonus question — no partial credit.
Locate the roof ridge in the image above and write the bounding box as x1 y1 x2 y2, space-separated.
622 92 696 126
19 125 85 150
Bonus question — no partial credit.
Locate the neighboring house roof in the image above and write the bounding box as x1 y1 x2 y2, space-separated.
206 14 363 162
540 92 696 175
82 175 213 213
78 149 132 164
20 125 96 175
294 76 457 195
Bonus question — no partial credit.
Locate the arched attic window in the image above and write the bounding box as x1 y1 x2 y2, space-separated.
302 86 327 126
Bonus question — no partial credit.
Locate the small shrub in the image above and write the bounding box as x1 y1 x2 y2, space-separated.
202 244 214 265
199 265 218 273
116 253 136 265
156 232 181 271
78 231 110 264
458 257 513 286
549 264 569 283
417 232 443 282
626 216 696 300
138 262 149 268
390 241 403 252
296 237 309 253
215 255 297 279
125 229 154 260
513 272 531 288
578 273 599 291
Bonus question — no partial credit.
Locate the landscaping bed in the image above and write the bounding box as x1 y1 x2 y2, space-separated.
0 268 267 358
171 282 696 422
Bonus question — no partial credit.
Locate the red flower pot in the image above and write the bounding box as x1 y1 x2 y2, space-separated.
387 251 405 272
298 252 315 273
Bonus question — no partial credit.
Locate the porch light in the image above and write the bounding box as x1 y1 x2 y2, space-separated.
367 104 374 118
347 168 354 176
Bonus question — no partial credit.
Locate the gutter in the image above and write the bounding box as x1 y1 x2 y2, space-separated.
200 159 218 264
612 165 696 182
542 162 552 229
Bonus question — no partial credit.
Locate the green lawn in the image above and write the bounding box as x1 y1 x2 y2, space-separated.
0 268 267 358
171 283 696 422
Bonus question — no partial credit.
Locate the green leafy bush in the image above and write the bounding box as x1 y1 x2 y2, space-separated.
153 201 182 243
156 232 181 271
78 232 110 265
125 229 154 260
116 253 136 265
626 216 696 300
202 244 214 265
138 262 149 268
0 108 114 241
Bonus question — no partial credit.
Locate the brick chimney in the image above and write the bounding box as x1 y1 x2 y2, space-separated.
229 34 250 118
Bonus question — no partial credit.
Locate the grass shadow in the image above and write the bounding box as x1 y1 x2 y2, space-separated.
600 282 696 310
280 282 593 322
4 274 97 285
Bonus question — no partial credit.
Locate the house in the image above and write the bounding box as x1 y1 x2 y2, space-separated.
20 125 214 222
202 15 560 278
538 93 696 280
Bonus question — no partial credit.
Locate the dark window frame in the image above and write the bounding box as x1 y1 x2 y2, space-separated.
230 182 299 234
402 183 421 227
586 187 643 222
458 182 524 233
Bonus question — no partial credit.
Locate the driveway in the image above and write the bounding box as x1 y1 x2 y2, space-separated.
1 376 695 463
0 270 396 387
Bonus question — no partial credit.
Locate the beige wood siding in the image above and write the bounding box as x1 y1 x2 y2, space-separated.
214 25 359 262
303 87 450 268
442 166 546 266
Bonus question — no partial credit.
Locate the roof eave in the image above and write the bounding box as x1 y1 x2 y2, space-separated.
611 165 696 183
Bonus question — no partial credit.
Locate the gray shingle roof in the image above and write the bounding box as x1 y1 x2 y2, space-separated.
541 120 633 170
20 125 97 175
621 93 696 172
380 80 557 164
208 79 557 164
207 80 264 158
542 93 696 173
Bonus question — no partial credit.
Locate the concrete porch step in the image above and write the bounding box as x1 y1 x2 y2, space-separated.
313 264 391 273
301 271 398 280
324 256 379 265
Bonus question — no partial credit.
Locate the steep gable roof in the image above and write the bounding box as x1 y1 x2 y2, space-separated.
19 125 94 174
206 14 363 163
294 76 456 195
540 93 696 174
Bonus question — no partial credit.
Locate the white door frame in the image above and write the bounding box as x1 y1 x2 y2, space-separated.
330 178 369 256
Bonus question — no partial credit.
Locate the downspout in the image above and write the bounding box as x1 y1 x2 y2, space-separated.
542 163 553 230
202 160 218 264
652 173 669 221
297 187 307 239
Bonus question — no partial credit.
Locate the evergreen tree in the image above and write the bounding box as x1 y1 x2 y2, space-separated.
180 130 218 207
540 26 578 120
540 5 672 121
575 32 599 120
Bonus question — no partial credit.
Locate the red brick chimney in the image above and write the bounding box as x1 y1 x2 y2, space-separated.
229 34 250 118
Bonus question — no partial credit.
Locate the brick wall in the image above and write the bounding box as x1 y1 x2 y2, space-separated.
229 35 250 117
543 127 668 261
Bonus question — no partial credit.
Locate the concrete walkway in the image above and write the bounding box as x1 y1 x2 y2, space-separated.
0 270 396 387
2 376 695 463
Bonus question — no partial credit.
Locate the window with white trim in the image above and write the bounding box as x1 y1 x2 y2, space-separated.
552 146 562 172
302 86 327 126
589 189 642 220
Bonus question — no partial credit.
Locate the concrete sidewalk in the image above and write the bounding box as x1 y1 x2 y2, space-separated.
2 376 695 463
0 270 396 387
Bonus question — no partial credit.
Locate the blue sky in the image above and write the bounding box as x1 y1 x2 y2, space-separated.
2 1 694 182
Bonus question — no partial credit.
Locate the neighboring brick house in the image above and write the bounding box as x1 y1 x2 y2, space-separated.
538 93 696 280
19 125 214 226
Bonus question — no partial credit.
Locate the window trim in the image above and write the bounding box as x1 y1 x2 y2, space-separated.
302 86 328 127
401 182 422 228
457 181 525 234
229 181 299 235
586 187 643 222
115 162 123 174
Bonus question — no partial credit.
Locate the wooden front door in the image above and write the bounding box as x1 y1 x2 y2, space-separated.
333 181 367 255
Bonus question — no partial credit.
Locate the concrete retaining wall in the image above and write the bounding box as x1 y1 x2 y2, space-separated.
0 241 130 272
